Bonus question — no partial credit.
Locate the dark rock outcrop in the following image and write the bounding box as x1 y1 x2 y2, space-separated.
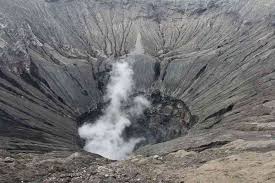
125 91 197 147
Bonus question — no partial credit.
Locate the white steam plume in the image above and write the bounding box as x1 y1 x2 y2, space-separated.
78 60 150 160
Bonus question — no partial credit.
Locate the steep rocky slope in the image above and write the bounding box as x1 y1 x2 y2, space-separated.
1 0 275 182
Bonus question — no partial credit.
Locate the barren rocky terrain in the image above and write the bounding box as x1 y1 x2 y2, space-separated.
1 139 275 182
1 0 275 182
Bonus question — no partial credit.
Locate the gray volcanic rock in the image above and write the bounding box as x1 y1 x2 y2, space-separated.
1 0 275 182
125 90 197 147
1 140 275 183
0 0 275 172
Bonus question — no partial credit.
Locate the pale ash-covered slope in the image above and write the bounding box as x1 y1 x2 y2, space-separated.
0 0 275 155
137 0 275 154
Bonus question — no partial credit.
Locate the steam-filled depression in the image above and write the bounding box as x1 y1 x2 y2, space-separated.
78 60 150 160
